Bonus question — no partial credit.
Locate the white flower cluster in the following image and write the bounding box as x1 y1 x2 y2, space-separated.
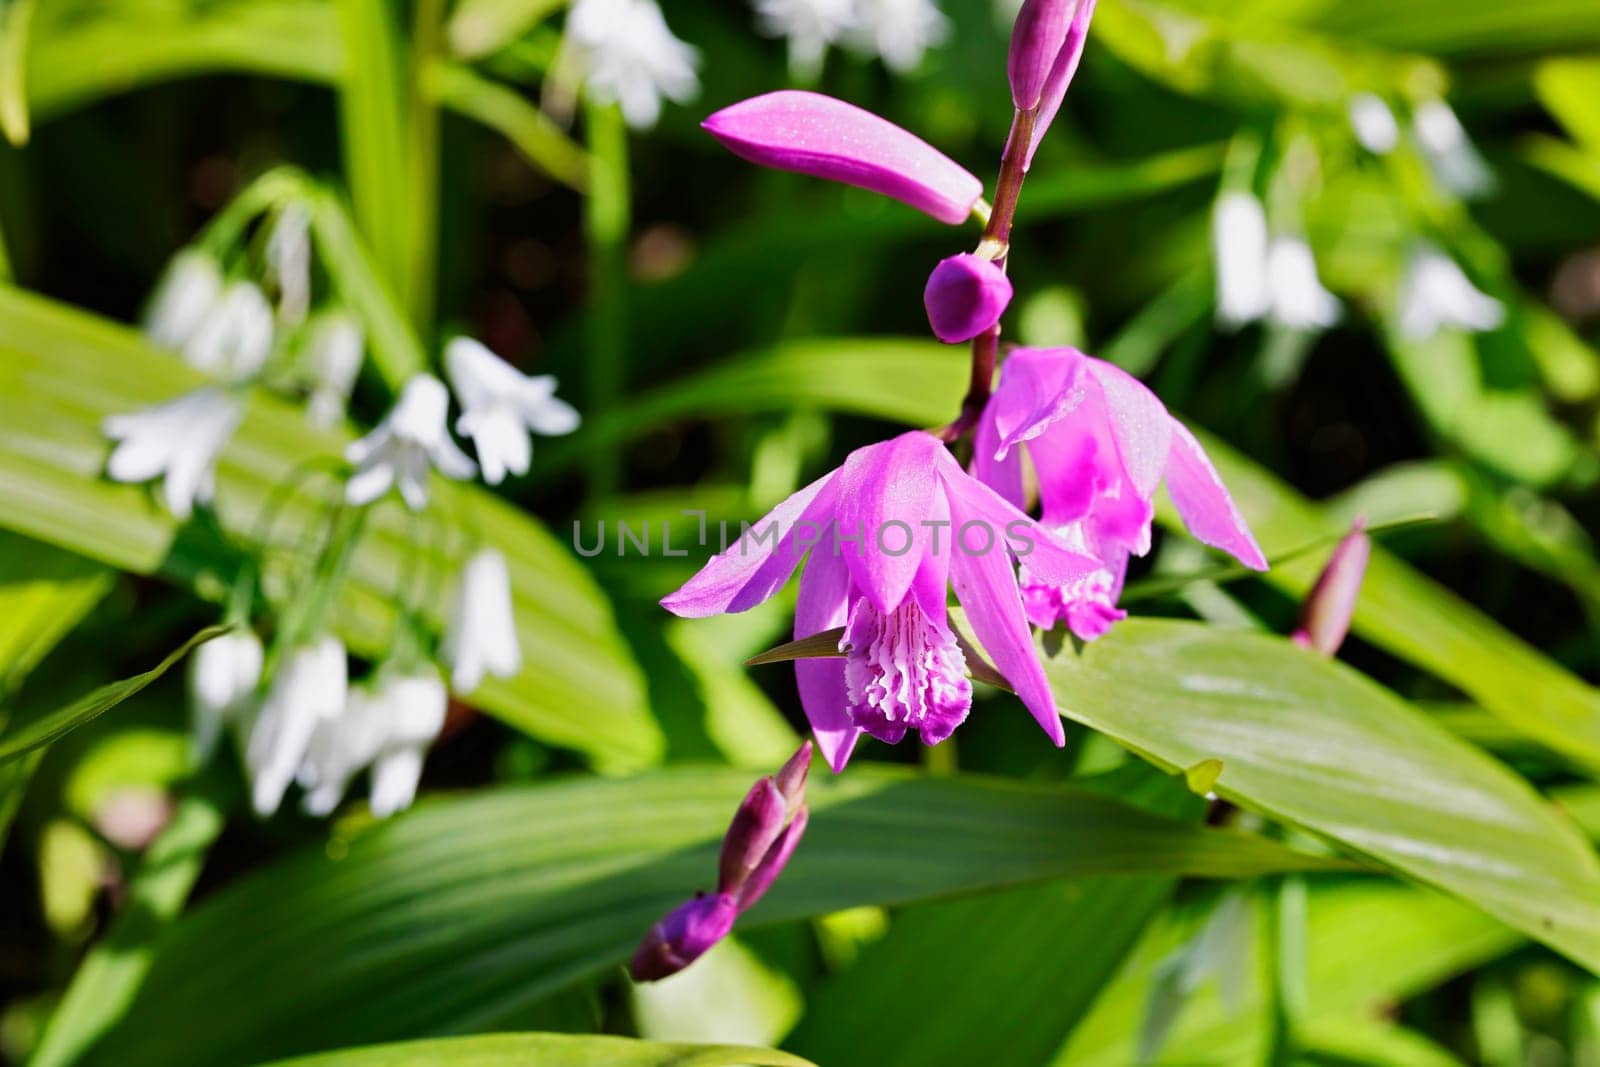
752 0 949 77
115 215 578 820
561 0 701 129
1210 96 1502 342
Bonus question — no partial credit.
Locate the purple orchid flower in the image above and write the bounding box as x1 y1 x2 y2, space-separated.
632 743 813 982
973 347 1267 642
662 431 1098 771
1018 0 1097 169
702 91 984 225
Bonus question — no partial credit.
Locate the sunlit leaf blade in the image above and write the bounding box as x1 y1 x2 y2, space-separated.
1034 617 1600 972
446 0 566 58
0 626 225 764
261 1033 815 1067
86 768 1339 1067
0 283 657 770
0 0 34 144
1058 881 1521 1066
0 531 112 702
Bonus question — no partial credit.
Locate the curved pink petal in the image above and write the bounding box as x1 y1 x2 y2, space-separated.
1024 0 1098 170
703 91 984 225
794 547 861 772
971 401 1026 511
911 487 953 620
661 470 841 617
934 449 1099 585
989 347 1085 458
1165 420 1268 570
836 432 942 614
949 537 1064 746
1082 357 1170 500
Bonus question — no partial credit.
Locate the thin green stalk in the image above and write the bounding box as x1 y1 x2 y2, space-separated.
583 100 630 496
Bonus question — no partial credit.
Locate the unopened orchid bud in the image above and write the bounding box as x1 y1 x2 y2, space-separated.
1292 520 1370 656
773 739 812 813
924 254 1013 343
702 91 984 225
629 892 739 982
1009 0 1079 111
735 806 808 912
1024 0 1097 170
718 778 787 895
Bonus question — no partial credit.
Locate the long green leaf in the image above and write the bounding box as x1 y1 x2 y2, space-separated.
446 0 565 58
85 768 1336 1067
0 626 225 764
0 0 34 144
0 531 112 702
0 283 656 770
262 1033 814 1067
1034 618 1600 972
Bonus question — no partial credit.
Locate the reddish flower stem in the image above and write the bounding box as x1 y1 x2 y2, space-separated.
939 107 1036 444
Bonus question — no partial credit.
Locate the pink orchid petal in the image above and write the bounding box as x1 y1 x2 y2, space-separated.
661 470 841 617
736 806 808 913
1165 420 1268 570
948 534 1065 747
702 91 984 225
934 449 1099 585
1024 0 1098 170
794 547 861 772
1009 0 1080 110
1082 357 1171 500
836 432 943 614
990 347 1085 458
972 402 1026 511
911 487 954 620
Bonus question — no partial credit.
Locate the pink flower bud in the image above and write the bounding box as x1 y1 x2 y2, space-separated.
718 778 787 895
703 91 984 225
1024 0 1097 170
736 806 808 912
629 893 739 982
1009 0 1079 110
773 739 812 813
924 254 1013 343
1292 519 1370 656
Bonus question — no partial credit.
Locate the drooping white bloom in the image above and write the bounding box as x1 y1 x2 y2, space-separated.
1398 245 1505 341
144 250 224 351
345 374 476 510
296 666 448 818
183 281 275 383
304 312 365 429
1212 191 1270 327
444 337 580 486
1348 93 1399 154
1264 236 1341 330
1413 99 1494 200
102 387 245 520
753 0 856 77
367 668 449 818
444 549 522 695
245 635 347 817
266 203 313 326
564 0 700 129
187 628 264 763
849 0 948 71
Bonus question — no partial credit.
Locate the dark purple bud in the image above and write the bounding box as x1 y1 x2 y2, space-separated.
1023 0 1098 170
735 805 808 912
1009 0 1079 111
630 892 739 982
718 779 787 895
1292 519 1370 656
924 254 1013 343
702 91 984 225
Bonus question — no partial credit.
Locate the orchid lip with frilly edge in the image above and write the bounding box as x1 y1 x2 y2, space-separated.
661 430 1099 771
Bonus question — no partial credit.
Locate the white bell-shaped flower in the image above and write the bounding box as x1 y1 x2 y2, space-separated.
304 312 365 429
753 0 856 77
345 374 476 510
564 0 700 129
297 686 385 817
183 281 275 383
1398 245 1505 341
1413 99 1494 200
245 635 348 817
187 628 264 763
266 203 313 326
445 337 579 486
1348 94 1399 154
144 250 224 351
367 668 449 818
102 387 245 520
444 548 522 695
1265 236 1341 331
1212 191 1270 328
